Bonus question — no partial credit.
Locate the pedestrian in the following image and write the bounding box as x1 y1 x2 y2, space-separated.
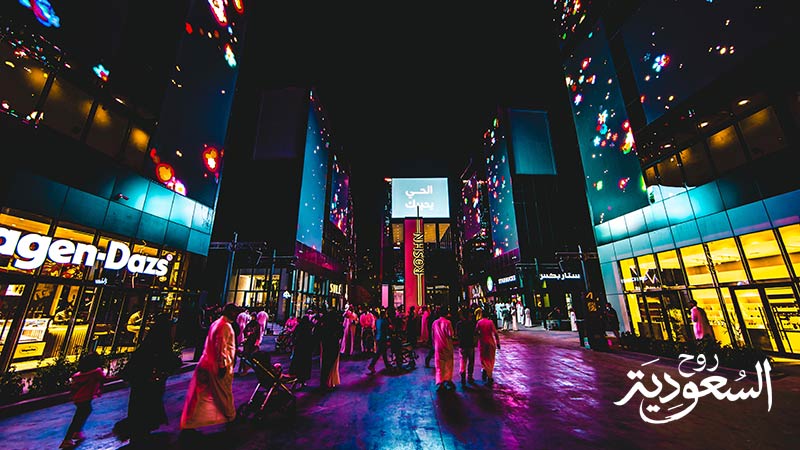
455 308 477 387
502 306 513 331
60 351 106 448
604 303 620 339
689 299 715 342
432 308 456 392
180 303 240 431
289 315 316 387
339 304 358 357
236 308 250 347
419 305 430 346
406 305 420 347
121 313 182 446
569 308 578 332
237 313 261 375
524 306 533 328
317 307 342 390
424 306 440 368
256 308 269 342
475 308 501 386
510 303 519 331
360 307 376 353
367 308 395 374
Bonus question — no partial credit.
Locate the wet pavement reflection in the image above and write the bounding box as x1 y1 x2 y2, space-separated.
1 327 799 449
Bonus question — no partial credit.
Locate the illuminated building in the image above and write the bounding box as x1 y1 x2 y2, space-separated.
0 0 246 372
457 108 595 324
558 0 800 355
207 87 356 321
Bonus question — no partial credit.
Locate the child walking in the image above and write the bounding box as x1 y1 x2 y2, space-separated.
60 351 106 449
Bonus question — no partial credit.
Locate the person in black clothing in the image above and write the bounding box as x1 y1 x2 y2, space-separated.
289 315 315 386
455 308 477 386
237 315 261 375
424 306 440 368
367 308 395 373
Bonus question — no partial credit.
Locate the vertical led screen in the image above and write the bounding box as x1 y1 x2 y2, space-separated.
461 174 482 241
485 119 520 258
563 20 647 226
329 154 350 236
295 92 330 253
144 0 246 208
620 0 785 125
554 0 593 49
404 217 424 309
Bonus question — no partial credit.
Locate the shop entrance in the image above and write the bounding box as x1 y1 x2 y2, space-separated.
730 285 800 355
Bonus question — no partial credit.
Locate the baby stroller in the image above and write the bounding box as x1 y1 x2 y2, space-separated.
389 338 418 371
274 328 295 354
236 351 299 423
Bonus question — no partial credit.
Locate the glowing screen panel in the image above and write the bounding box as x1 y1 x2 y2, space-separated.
295 93 330 252
391 178 450 219
485 121 520 257
563 20 648 226
461 174 483 241
329 155 350 236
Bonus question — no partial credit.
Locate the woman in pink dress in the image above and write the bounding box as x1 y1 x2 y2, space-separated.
474 308 500 386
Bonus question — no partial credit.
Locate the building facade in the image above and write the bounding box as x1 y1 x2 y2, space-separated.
0 0 246 372
558 0 800 355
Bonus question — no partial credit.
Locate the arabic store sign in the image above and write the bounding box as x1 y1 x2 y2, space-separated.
539 272 581 281
0 226 171 276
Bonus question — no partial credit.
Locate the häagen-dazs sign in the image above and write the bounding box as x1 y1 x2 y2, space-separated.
0 226 171 276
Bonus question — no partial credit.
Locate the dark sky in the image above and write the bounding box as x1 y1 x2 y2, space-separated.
241 3 576 251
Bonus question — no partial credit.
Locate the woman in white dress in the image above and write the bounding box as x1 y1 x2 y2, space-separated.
523 306 533 328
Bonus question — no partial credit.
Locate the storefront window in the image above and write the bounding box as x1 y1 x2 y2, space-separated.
88 290 124 355
707 125 747 175
619 258 638 291
657 250 686 287
706 238 746 284
719 289 746 347
778 224 800 277
636 254 659 291
690 289 732 347
740 230 790 281
643 294 667 340
40 224 96 280
0 283 26 358
663 291 692 342
681 244 713 286
95 234 132 285
129 242 160 288
0 209 51 274
626 294 644 336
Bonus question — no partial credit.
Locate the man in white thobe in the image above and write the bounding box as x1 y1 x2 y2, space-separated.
180 303 240 430
431 310 455 391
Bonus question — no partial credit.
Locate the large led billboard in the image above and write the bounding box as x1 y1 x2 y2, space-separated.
144 0 246 208
485 121 520 258
620 0 785 126
295 92 330 252
461 175 483 241
329 154 350 236
391 178 450 219
564 20 648 226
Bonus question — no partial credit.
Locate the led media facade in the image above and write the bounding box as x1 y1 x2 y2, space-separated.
391 178 450 219
485 119 520 258
563 20 648 226
620 0 785 125
145 0 246 207
329 155 350 236
461 174 483 241
295 92 330 252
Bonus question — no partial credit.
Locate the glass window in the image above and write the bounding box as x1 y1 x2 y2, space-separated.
707 126 747 175
122 126 150 170
740 230 790 280
680 244 713 286
626 293 644 336
95 235 132 285
0 283 27 358
778 224 800 277
39 224 96 280
719 288 745 347
655 155 684 188
636 254 659 290
664 291 692 342
706 238 746 284
86 103 129 157
679 145 714 187
657 250 686 287
739 107 786 159
41 77 93 139
0 40 48 120
619 258 638 291
690 288 732 347
643 166 658 189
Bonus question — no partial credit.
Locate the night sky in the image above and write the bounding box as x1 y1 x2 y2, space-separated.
237 2 581 251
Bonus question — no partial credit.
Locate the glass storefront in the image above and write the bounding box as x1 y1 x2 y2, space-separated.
619 226 800 356
0 208 192 372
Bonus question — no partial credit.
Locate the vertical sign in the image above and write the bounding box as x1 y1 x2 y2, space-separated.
404 217 425 309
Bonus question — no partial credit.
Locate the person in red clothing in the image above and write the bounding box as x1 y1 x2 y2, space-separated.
60 351 106 448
